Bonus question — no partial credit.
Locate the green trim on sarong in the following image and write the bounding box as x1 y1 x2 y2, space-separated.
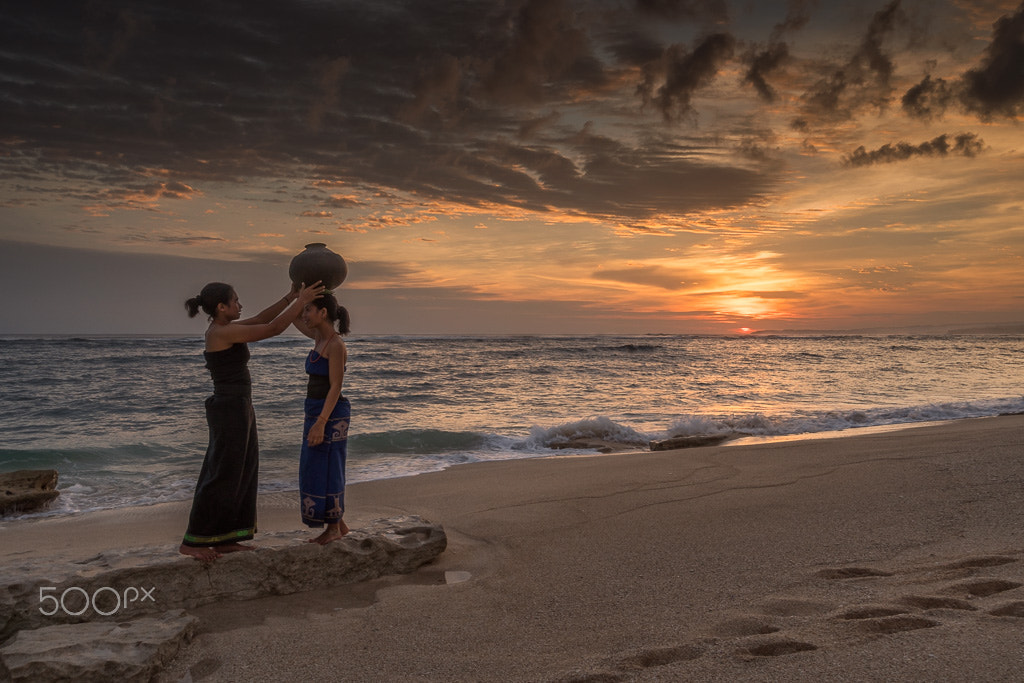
182 527 254 545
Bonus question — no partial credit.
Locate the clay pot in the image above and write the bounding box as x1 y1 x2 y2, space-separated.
289 243 347 290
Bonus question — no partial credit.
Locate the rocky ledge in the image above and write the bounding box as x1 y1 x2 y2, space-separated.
0 515 445 681
0 611 197 682
0 470 60 515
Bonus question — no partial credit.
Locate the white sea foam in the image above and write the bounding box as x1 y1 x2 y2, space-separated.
660 396 1024 441
525 416 650 449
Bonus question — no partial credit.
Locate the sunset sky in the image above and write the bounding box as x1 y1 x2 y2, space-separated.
1 0 1022 335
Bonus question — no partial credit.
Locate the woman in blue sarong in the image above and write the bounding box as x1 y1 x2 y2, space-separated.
293 291 351 544
180 279 325 562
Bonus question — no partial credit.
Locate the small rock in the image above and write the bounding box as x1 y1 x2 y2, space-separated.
649 434 731 451
549 439 640 454
0 470 60 515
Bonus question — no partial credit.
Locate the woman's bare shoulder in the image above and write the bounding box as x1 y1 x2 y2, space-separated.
204 323 232 352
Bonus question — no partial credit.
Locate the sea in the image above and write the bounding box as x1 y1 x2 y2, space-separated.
1 334 1022 519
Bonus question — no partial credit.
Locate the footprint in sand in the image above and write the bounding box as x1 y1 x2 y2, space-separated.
612 643 705 670
815 567 893 579
838 605 910 620
548 643 707 682
707 616 780 637
898 595 977 611
988 601 1024 618
551 551 1024 680
815 552 1024 650
943 578 1022 598
855 615 940 635
940 555 1018 570
759 597 833 617
740 637 818 658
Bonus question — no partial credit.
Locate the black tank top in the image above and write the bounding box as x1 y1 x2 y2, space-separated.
204 343 252 396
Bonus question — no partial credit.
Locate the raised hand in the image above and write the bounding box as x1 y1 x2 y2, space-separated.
296 281 326 306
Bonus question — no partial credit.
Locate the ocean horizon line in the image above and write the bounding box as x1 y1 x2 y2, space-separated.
2 323 1024 342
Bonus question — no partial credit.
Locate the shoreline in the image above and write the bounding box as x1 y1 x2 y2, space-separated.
4 414 1024 680
4 414 1017 552
0 414 1007 526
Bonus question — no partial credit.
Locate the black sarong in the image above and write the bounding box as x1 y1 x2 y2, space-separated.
181 391 259 546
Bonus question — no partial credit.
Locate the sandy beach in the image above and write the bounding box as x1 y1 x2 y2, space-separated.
3 414 1024 681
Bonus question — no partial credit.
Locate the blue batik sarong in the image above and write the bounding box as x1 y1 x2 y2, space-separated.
299 396 350 528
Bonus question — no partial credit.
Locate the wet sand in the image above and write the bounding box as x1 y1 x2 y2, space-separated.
4 414 1024 681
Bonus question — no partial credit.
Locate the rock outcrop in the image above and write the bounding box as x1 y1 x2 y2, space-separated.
0 610 196 682
549 439 643 454
0 470 60 515
0 515 446 642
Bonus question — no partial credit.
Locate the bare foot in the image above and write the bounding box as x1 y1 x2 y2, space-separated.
315 530 343 545
218 542 256 553
179 543 221 561
307 529 336 544
308 521 349 545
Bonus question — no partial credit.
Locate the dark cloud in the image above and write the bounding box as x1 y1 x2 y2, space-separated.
397 55 463 126
902 3 1023 122
743 42 790 102
737 138 778 163
2 0 1015 220
160 182 199 200
843 133 984 166
321 196 364 209
798 0 906 123
517 111 563 140
2 2 488 172
772 0 817 39
307 58 352 132
638 33 736 121
959 2 1024 119
0 1 769 225
482 0 607 104
634 0 730 22
604 29 666 67
330 128 768 221
742 0 816 102
901 75 955 119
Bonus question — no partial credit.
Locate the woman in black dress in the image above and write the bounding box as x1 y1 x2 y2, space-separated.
179 280 323 561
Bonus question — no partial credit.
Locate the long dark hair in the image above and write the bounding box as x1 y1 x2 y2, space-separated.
185 282 234 318
309 291 350 335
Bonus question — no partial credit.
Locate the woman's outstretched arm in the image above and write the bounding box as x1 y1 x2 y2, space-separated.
209 282 323 348
238 282 302 325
